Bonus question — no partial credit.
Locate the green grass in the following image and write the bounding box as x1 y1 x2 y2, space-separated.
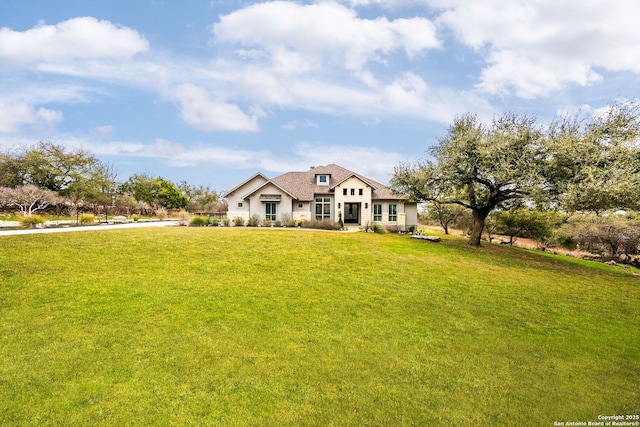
0 228 638 426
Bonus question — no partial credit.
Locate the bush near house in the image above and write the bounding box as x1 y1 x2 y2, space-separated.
247 214 260 227
300 219 341 230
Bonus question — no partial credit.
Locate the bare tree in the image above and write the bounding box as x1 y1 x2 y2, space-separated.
0 185 58 216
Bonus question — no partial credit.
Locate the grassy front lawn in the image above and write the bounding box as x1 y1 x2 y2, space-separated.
1 228 638 425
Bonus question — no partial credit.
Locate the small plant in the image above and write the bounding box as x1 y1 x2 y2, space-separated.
556 235 577 250
176 210 191 226
154 207 168 220
233 216 246 227
372 223 386 234
281 213 296 227
80 213 96 225
385 225 400 233
338 211 344 230
262 218 272 227
221 217 230 227
189 216 210 227
131 214 140 222
247 214 260 227
20 215 46 229
274 220 282 227
210 216 220 226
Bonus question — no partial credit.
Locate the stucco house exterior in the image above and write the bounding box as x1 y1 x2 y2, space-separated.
223 164 418 230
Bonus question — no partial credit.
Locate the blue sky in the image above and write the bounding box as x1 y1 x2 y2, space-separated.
1 0 639 192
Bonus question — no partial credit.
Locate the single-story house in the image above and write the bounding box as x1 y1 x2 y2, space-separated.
223 164 418 230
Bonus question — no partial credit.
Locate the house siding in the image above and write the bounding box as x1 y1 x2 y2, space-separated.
223 164 418 230
225 174 268 221
334 176 371 225
246 183 293 222
369 200 416 230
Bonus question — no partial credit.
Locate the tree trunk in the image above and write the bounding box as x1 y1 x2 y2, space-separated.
469 209 488 246
441 220 449 235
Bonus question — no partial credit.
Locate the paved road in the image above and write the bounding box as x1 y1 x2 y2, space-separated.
0 221 180 236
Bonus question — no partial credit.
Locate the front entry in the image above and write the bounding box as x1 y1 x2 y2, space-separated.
344 203 360 224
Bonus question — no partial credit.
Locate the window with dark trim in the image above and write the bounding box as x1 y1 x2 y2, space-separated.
265 202 276 221
373 204 382 221
359 188 363 196
389 204 397 222
315 197 331 220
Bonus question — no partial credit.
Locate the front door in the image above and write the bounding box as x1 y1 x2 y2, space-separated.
344 203 360 224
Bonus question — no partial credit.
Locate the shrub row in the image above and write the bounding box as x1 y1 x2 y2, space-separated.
190 214 341 230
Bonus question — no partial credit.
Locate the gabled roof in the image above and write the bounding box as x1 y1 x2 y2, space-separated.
224 164 410 202
270 164 407 201
222 172 269 198
330 173 379 191
241 179 297 200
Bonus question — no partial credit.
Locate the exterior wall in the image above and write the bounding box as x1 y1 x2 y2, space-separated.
225 175 268 221
311 194 334 222
333 177 372 225
292 201 311 222
369 200 417 231
404 203 418 228
246 183 293 222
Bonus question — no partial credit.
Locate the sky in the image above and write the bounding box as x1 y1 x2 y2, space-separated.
1 0 639 192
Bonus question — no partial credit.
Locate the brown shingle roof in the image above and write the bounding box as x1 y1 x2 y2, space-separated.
270 164 406 201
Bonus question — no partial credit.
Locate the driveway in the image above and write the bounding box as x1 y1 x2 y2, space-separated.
0 221 180 236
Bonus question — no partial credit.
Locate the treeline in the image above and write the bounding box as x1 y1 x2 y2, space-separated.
0 141 226 217
421 205 640 266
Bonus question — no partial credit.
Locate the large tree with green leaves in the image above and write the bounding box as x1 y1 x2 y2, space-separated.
0 141 100 193
392 112 546 246
120 173 187 210
391 101 640 246
545 101 640 213
177 181 220 212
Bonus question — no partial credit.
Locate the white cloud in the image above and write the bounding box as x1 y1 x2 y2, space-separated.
171 83 260 132
93 125 114 136
282 119 319 130
289 142 404 183
435 0 640 97
213 1 440 72
0 17 149 64
52 133 402 184
0 101 62 133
